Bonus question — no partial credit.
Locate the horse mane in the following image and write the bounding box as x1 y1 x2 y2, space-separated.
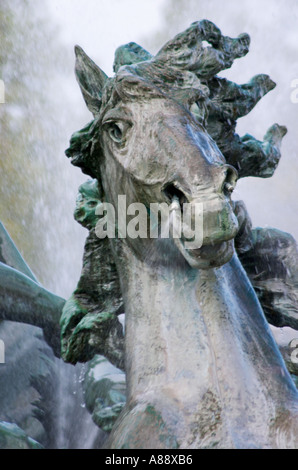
66 20 284 182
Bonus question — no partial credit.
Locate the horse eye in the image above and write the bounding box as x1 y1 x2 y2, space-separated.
86 200 98 208
108 123 123 143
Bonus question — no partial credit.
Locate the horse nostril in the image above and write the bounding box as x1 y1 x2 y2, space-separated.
223 182 234 195
162 183 188 209
222 165 238 196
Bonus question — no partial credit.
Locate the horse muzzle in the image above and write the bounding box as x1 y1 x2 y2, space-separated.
168 194 239 269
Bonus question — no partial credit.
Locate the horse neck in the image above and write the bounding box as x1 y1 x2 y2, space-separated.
115 242 297 415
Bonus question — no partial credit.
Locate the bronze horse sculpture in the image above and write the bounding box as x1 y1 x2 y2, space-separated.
59 21 298 448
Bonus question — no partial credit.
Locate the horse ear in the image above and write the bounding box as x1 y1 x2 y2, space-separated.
74 45 108 116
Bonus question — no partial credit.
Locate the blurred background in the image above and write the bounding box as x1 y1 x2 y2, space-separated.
0 0 297 448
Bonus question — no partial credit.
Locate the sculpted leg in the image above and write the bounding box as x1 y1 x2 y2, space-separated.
0 261 64 357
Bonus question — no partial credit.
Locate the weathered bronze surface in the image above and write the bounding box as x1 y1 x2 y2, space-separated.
60 21 298 448
0 221 64 356
1 19 298 449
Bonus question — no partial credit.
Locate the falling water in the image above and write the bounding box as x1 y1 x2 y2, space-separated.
0 0 102 449
55 361 105 449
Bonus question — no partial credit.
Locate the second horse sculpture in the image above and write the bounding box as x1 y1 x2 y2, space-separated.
61 21 298 448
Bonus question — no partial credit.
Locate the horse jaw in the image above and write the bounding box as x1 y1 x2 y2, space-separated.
173 237 236 269
168 194 239 269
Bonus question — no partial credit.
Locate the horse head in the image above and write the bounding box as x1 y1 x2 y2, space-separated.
67 22 241 269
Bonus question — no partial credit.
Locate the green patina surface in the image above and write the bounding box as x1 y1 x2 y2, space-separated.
0 422 43 450
0 18 297 448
